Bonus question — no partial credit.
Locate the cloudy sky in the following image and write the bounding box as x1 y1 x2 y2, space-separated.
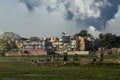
0 0 120 38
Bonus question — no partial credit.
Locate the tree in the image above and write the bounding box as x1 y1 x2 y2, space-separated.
76 30 90 37
99 33 104 39
0 39 6 52
29 37 40 42
114 36 120 48
105 33 116 48
0 32 21 52
99 33 116 49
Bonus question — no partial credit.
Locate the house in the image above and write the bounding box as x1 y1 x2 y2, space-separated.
22 39 41 49
16 37 54 56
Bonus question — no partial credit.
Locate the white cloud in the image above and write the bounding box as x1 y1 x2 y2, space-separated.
88 26 101 38
46 0 111 19
73 0 100 18
0 0 118 38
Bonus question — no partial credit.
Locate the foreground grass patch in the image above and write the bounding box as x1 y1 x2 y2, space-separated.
0 56 120 80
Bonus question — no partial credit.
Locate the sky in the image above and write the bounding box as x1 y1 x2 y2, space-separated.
0 0 120 38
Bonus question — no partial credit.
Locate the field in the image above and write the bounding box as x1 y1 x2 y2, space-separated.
0 54 120 80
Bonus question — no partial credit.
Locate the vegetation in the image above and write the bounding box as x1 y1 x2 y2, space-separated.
76 30 91 37
29 37 40 42
0 32 21 53
0 54 120 80
99 33 120 48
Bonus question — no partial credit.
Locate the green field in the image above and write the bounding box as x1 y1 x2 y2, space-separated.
0 54 120 80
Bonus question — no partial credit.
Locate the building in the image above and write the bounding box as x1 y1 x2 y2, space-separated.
50 37 59 51
58 32 70 51
76 36 93 51
22 40 41 49
79 37 86 51
70 36 77 51
15 37 53 55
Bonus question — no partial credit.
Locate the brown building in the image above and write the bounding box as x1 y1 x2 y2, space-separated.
76 36 93 51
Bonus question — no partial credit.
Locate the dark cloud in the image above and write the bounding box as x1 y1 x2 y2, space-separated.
47 6 56 13
74 0 120 30
100 0 120 20
64 2 70 9
20 0 120 31
20 0 41 11
76 18 103 30
57 0 65 3
65 10 74 20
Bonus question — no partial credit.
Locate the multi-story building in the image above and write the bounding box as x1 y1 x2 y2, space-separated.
78 36 93 51
50 37 59 51
22 40 41 49
70 36 77 51
58 32 70 51
79 37 86 51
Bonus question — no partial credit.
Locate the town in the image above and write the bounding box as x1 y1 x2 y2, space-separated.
0 30 120 58
0 31 120 80
1 0 120 80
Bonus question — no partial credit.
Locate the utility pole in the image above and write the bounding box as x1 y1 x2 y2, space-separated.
103 20 106 35
102 20 106 52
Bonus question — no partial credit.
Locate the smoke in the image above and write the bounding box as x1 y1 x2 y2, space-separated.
20 0 41 11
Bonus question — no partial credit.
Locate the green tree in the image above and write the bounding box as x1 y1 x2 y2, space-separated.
99 33 116 49
105 33 116 48
29 37 40 42
0 32 21 52
114 36 120 48
99 33 104 39
76 30 90 37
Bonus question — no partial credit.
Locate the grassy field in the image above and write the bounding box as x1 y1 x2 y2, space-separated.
0 54 120 80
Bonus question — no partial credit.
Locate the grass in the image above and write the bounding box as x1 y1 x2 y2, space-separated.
0 54 120 80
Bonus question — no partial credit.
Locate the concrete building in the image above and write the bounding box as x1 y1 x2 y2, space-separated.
22 40 41 49
15 38 53 55
70 36 77 51
50 37 59 51
58 32 70 51
76 36 93 51
79 37 86 51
